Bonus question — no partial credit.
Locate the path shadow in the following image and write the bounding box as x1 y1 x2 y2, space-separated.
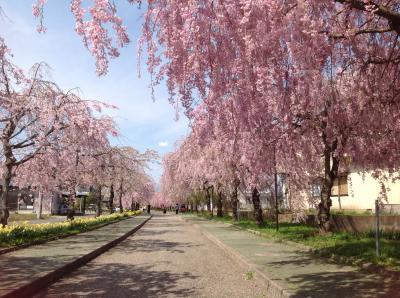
112 238 199 254
265 256 400 297
36 262 198 297
137 229 180 237
0 254 73 289
290 270 400 298
144 216 182 225
262 255 330 269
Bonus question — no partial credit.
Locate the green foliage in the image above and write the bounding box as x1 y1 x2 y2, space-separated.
244 271 254 280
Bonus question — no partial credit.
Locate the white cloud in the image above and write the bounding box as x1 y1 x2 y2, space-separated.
158 141 168 148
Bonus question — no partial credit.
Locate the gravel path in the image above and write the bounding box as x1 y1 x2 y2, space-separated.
37 214 269 298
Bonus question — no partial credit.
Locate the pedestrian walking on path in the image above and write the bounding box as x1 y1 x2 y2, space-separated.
175 203 179 215
147 204 151 214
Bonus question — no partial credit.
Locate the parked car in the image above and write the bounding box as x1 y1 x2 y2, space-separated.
180 205 187 212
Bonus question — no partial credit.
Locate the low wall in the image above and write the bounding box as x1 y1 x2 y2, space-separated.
306 214 400 233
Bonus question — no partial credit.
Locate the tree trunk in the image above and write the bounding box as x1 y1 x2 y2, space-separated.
95 186 102 217
231 185 239 221
203 182 212 212
118 183 123 213
318 182 332 232
210 187 214 217
317 122 340 233
318 154 339 233
216 188 223 217
0 164 12 227
82 195 86 215
252 188 264 226
130 198 134 211
49 197 53 215
37 190 43 220
206 193 211 212
109 184 114 214
68 185 76 217
1 122 17 226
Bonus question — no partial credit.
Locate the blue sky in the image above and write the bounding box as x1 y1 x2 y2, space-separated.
0 1 190 184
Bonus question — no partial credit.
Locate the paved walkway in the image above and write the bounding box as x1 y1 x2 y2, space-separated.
0 215 150 297
183 216 400 298
37 214 269 298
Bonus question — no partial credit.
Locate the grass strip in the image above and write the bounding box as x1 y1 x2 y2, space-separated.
9 213 51 222
0 210 142 248
193 212 400 271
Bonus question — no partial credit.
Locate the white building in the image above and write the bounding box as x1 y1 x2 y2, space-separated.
330 171 400 212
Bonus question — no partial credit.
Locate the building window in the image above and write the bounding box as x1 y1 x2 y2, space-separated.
331 174 348 196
